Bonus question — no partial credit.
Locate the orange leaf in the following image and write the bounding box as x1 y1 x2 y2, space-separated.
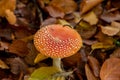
100 58 120 80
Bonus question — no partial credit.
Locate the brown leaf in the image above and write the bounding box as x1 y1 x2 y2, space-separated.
41 18 57 27
8 40 29 57
83 11 98 25
85 64 98 80
80 0 103 15
110 48 120 58
0 59 9 69
100 58 120 80
24 42 38 65
7 57 28 74
45 5 65 18
87 56 100 77
77 25 97 39
95 31 114 45
50 0 77 14
100 26 119 36
0 28 13 40
14 29 32 39
0 41 10 51
100 12 120 23
62 53 81 67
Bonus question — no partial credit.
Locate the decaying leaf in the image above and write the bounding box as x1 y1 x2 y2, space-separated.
110 48 120 58
45 6 65 18
80 0 103 15
100 58 120 80
77 25 97 39
100 12 120 23
83 11 98 25
85 64 98 80
87 56 100 77
0 41 10 50
63 53 81 67
8 40 29 57
0 28 13 40
7 57 28 74
91 42 114 50
34 53 48 64
50 0 77 14
100 26 119 36
0 59 9 69
95 31 114 45
29 67 59 80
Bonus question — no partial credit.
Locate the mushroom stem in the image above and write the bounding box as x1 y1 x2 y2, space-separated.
53 58 62 72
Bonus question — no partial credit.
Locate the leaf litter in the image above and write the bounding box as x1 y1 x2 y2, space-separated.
0 0 120 80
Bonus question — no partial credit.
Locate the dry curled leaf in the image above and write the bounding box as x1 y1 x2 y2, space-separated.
110 48 120 58
85 64 98 80
8 40 29 57
83 11 98 25
100 58 120 80
80 0 103 15
88 56 100 77
0 41 10 50
100 26 119 36
45 5 65 18
0 59 9 69
100 12 120 23
50 0 77 14
7 57 28 74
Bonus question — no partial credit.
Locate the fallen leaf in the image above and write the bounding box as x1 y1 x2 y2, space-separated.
8 40 29 57
95 31 114 45
80 0 103 15
77 25 97 39
0 28 13 40
100 26 119 36
34 53 48 64
41 18 57 27
63 53 81 67
45 5 65 18
100 58 120 80
100 12 120 23
0 59 9 69
91 42 114 50
83 11 98 25
110 48 120 58
87 56 100 77
7 57 28 74
0 41 10 50
29 67 59 80
85 64 98 80
24 42 38 65
50 0 77 14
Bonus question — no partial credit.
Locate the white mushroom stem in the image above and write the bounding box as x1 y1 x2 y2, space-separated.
53 58 62 72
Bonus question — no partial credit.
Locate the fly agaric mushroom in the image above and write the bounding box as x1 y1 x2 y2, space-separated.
34 24 82 71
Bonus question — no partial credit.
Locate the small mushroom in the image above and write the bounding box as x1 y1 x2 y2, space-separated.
34 24 82 71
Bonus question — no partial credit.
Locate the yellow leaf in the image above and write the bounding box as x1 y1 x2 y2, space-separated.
83 11 98 25
34 53 48 63
100 26 119 36
91 42 114 50
0 59 9 69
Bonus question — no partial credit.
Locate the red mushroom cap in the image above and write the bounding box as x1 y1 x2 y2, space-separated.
34 24 82 58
